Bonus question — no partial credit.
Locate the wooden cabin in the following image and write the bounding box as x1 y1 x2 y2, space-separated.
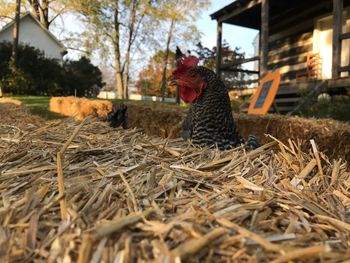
211 0 350 113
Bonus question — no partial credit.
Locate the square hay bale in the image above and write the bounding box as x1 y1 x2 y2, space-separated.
49 97 112 120
0 98 22 105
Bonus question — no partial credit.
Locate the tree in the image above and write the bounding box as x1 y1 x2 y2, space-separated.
136 50 176 97
147 0 209 101
123 0 138 99
159 17 175 101
67 0 152 99
193 41 247 89
63 57 104 97
12 0 21 67
0 1 16 23
0 0 69 30
0 42 103 96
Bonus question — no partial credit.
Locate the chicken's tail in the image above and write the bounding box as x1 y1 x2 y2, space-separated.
105 103 128 129
245 134 261 151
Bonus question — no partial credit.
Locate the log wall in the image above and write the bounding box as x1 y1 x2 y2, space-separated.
267 26 314 83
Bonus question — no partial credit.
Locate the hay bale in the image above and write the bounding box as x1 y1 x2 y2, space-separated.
49 97 59 113
89 100 112 117
0 98 22 105
49 96 112 120
0 116 349 262
0 103 45 157
234 113 350 164
124 104 350 163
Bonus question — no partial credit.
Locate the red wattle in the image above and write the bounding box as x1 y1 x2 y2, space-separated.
179 86 198 103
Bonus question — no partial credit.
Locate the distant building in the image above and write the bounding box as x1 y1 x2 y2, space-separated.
0 12 66 61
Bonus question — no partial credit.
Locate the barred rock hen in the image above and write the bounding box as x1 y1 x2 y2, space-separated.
173 47 259 150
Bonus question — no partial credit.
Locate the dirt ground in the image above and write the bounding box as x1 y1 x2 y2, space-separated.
1 102 349 163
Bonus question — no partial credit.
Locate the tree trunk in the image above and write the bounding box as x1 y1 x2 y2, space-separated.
28 0 40 20
175 85 180 104
123 0 138 100
28 0 50 29
12 0 21 67
160 18 175 102
39 0 49 29
114 0 123 99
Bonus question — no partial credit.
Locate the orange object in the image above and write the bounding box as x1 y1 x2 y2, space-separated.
296 52 322 81
248 71 281 115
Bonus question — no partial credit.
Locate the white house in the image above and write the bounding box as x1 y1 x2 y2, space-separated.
0 12 66 61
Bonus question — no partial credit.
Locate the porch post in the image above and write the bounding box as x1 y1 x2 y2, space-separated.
332 0 342 78
216 21 222 78
260 0 269 76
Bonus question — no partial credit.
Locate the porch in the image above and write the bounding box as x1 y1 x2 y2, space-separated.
211 0 350 113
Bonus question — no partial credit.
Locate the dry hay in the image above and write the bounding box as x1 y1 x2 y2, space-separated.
0 98 22 105
0 103 45 158
123 105 350 164
234 113 350 165
50 97 112 120
127 103 184 139
1 115 350 262
0 103 44 128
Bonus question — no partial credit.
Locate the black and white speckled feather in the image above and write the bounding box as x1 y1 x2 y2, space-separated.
182 66 259 150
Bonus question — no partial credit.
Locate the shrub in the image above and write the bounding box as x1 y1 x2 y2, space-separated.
62 57 104 97
298 92 350 122
0 42 103 96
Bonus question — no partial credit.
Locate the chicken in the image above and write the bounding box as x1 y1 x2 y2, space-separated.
105 103 128 129
173 47 260 150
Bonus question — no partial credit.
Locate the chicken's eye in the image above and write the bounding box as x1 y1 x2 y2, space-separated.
191 73 196 78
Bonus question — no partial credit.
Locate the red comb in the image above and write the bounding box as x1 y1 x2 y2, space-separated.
173 55 199 77
179 55 199 68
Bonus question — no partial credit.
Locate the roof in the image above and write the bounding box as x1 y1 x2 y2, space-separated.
210 0 261 29
210 0 253 20
210 0 339 30
0 12 65 50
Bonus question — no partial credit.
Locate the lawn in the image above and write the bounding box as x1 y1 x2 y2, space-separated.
10 96 183 120
11 96 65 120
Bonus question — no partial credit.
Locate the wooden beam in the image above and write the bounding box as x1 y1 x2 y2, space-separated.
270 1 332 34
218 0 261 24
221 56 260 68
340 32 350 39
231 79 260 86
260 0 269 76
339 65 350 72
268 38 312 57
272 62 307 74
216 22 223 78
220 68 259 74
268 18 314 43
332 0 343 78
327 76 350 88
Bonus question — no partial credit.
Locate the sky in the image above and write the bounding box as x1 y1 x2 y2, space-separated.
196 0 259 58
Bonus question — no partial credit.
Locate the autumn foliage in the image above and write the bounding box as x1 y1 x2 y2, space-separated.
136 50 177 97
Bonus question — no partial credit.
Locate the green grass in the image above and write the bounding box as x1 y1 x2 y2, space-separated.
10 96 65 120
